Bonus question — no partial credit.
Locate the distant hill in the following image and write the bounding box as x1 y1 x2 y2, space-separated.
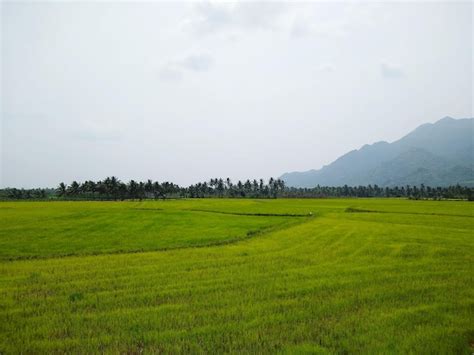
281 117 474 187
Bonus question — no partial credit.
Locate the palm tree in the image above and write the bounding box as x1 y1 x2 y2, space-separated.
57 182 67 197
128 180 138 199
225 178 232 196
259 179 264 197
252 179 259 195
244 180 252 195
153 181 162 199
145 179 153 198
237 180 244 197
110 176 120 200
217 179 224 197
276 179 285 195
68 181 80 198
269 177 276 198
138 182 145 200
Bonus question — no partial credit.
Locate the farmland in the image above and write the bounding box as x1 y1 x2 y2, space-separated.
0 199 473 353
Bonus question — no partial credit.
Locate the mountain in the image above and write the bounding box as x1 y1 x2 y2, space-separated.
281 117 474 187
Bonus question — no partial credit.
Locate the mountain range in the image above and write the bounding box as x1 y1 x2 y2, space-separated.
280 117 473 187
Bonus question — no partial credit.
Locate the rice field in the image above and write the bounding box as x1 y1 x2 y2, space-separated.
0 199 473 353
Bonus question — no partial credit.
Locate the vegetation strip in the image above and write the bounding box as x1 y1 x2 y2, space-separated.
2 176 472 201
345 207 474 218
185 208 314 217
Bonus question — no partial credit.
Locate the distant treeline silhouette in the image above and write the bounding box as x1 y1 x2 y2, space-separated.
1 177 473 200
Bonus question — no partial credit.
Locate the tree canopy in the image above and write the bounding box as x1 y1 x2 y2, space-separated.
1 178 472 200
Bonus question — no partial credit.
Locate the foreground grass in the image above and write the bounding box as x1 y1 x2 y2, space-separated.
0 199 473 353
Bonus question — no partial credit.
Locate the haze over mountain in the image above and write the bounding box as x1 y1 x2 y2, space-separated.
281 117 474 188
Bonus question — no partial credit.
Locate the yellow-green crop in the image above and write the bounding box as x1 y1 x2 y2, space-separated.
0 199 473 353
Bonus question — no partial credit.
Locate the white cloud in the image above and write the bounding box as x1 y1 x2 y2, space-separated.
159 66 183 82
290 20 310 38
179 54 213 72
178 1 385 45
381 62 404 78
182 2 383 42
317 63 336 73
182 2 289 36
159 53 214 82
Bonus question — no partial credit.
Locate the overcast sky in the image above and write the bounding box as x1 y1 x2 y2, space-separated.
1 1 472 188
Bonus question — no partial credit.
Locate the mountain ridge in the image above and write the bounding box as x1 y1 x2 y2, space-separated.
281 117 474 187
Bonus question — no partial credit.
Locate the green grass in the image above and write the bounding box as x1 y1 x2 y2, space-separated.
0 199 473 353
0 201 300 259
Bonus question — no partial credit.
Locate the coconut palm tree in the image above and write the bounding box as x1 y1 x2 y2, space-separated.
57 182 67 197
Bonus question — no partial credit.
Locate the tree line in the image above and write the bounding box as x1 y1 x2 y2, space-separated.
282 184 473 200
0 177 472 200
52 177 285 199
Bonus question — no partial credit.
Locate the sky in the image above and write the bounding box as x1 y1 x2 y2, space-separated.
1 1 472 188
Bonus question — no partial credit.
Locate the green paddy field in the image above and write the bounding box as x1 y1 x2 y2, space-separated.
0 199 473 353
